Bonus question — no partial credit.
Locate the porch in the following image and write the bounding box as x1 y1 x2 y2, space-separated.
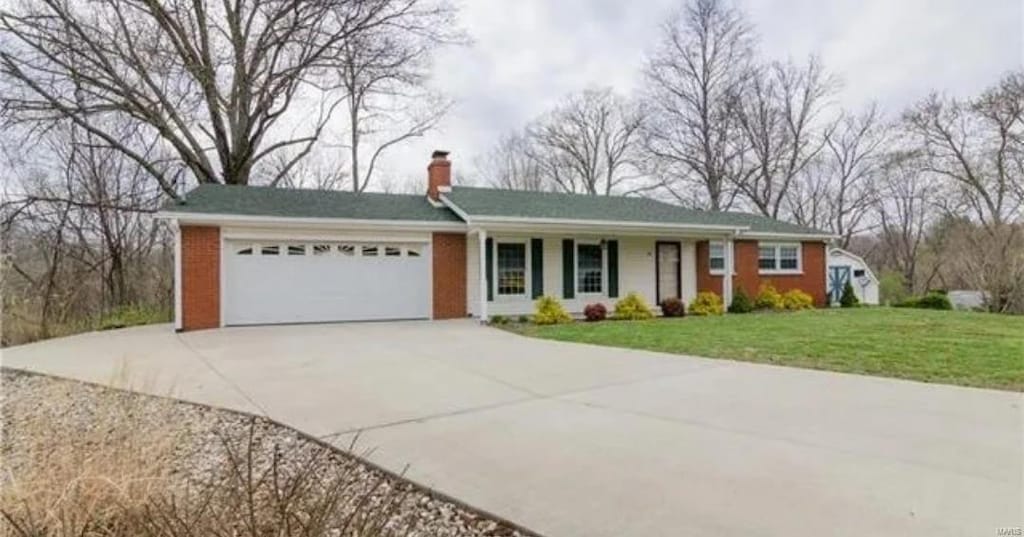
464 229 740 319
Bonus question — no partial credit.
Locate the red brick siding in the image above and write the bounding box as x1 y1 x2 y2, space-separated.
427 159 451 201
695 240 828 307
180 226 221 330
761 242 827 306
695 241 723 296
432 232 467 319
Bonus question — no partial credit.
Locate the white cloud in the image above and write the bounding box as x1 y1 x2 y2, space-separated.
379 0 1022 192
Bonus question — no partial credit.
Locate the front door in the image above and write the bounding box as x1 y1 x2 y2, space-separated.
828 265 851 305
656 242 681 304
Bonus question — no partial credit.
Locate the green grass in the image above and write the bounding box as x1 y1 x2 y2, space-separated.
507 308 1024 391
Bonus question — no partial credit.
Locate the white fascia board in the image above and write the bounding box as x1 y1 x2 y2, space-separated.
737 231 837 241
438 194 474 223
437 197 748 236
153 211 468 232
468 219 745 237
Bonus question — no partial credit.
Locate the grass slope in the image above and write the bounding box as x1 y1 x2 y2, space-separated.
510 308 1024 391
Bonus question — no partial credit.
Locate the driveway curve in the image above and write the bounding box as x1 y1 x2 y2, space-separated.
3 320 1021 537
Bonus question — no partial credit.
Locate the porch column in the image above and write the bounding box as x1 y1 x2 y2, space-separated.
173 219 182 331
722 237 734 309
478 229 488 323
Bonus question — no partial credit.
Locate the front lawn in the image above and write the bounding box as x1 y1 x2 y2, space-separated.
508 308 1024 391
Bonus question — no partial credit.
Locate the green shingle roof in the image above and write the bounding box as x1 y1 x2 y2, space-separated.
162 184 462 222
162 183 829 236
443 187 828 235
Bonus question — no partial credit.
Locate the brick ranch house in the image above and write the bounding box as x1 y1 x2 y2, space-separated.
156 151 833 331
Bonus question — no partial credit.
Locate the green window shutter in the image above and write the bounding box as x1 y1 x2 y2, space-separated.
562 239 575 299
531 238 544 299
607 239 619 298
485 237 494 301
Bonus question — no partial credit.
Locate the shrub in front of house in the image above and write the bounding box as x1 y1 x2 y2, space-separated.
584 303 608 322
840 280 859 308
489 315 509 325
659 297 686 317
754 284 784 311
895 291 953 310
534 296 573 325
728 287 754 313
517 315 531 323
689 291 724 316
915 291 953 310
781 289 814 310
614 292 655 320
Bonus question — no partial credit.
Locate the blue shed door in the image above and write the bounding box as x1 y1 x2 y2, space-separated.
829 266 851 304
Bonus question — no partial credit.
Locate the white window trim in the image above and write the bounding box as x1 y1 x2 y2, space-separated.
758 242 803 275
492 238 531 300
575 240 607 296
708 240 739 276
708 240 726 275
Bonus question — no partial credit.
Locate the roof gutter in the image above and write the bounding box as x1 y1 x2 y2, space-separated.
152 210 468 232
736 230 837 241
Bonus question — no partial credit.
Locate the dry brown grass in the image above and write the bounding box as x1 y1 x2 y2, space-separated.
1 372 182 536
0 371 432 537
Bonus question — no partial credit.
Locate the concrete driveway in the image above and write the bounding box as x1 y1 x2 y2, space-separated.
3 320 1021 537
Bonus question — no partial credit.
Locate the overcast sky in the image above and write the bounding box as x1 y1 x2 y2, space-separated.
377 0 1022 191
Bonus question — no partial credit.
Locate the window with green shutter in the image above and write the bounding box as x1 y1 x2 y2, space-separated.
562 239 574 299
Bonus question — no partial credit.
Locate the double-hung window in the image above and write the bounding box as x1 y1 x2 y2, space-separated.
577 243 604 294
758 243 801 273
709 242 725 273
496 242 527 296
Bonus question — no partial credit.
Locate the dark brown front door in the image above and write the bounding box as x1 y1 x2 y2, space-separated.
656 241 681 304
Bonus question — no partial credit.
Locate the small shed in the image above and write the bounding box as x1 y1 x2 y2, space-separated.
827 248 879 305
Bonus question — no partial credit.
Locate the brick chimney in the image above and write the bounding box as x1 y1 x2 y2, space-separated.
427 150 451 201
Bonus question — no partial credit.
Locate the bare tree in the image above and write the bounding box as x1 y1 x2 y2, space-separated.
0 0 459 197
789 104 888 247
527 88 646 195
901 72 1024 310
874 151 941 295
335 20 462 192
264 148 349 190
475 131 546 191
903 73 1024 227
642 0 754 209
2 124 170 344
732 57 838 218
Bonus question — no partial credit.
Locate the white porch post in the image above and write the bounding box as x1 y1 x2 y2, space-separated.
478 229 488 323
173 219 183 331
722 237 734 309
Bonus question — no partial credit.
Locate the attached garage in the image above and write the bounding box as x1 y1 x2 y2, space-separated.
223 239 431 326
159 159 467 331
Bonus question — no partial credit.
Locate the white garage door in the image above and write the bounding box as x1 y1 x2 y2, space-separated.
224 240 431 326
